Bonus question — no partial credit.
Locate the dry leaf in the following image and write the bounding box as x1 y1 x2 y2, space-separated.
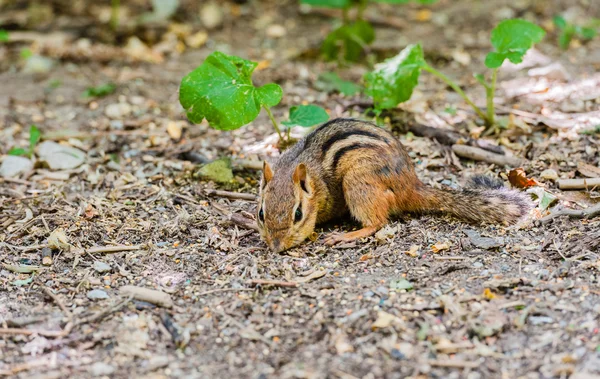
47 228 70 250
414 9 432 22
166 121 183 140
483 288 496 300
359 253 373 261
577 162 600 178
508 168 538 189
372 311 402 329
84 204 98 219
404 244 420 257
431 242 450 253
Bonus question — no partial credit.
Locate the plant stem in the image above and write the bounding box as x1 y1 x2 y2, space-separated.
263 106 283 140
422 64 489 124
110 0 120 31
342 7 349 25
486 68 498 127
357 0 368 21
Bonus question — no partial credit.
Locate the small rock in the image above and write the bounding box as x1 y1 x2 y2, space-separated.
540 169 558 181
472 261 484 269
87 289 109 300
0 156 33 178
200 2 223 30
266 24 286 38
93 261 111 274
89 362 115 377
185 31 208 48
37 141 86 170
105 103 132 119
464 230 504 250
22 55 55 74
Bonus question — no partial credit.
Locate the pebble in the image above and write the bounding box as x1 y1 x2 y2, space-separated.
0 156 33 178
200 2 223 30
105 103 132 119
473 262 484 269
540 169 558 181
87 289 109 300
93 261 111 273
22 55 55 74
266 24 286 38
89 362 115 377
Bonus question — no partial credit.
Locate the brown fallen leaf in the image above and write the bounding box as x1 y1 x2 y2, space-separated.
577 162 600 178
508 168 538 189
431 242 450 253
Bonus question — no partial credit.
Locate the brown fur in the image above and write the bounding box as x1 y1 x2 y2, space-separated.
257 118 532 252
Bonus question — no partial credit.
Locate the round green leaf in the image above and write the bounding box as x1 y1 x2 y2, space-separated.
322 20 375 62
282 105 329 127
364 44 424 110
316 72 361 96
179 51 282 131
485 19 546 69
256 83 283 107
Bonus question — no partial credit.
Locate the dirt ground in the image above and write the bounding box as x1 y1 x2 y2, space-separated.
1 0 600 378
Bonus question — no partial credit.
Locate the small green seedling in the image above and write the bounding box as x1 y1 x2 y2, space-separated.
302 0 437 63
179 51 328 142
0 29 9 42
8 125 41 159
283 105 330 127
365 19 545 126
553 16 598 50
83 83 117 98
316 72 362 96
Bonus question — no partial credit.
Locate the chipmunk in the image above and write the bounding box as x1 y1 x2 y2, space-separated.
257 118 531 253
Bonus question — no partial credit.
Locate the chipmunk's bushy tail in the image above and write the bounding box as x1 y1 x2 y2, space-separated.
421 175 532 225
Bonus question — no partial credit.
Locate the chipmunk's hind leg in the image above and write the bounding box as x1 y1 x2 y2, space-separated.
324 170 392 246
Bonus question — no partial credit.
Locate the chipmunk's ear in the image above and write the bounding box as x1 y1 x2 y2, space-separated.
293 163 313 197
261 161 273 188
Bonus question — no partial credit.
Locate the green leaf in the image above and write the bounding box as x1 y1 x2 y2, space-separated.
20 48 32 59
83 83 116 98
29 125 41 152
282 105 329 127
0 29 9 42
364 43 424 110
300 0 352 8
316 72 361 96
322 20 375 62
553 16 567 29
577 26 597 40
558 29 574 50
8 147 28 156
179 51 283 130
197 158 233 183
485 19 546 68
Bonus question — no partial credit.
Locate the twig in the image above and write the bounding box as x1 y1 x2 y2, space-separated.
212 204 259 232
42 287 73 321
120 286 173 308
197 287 254 296
557 178 600 190
539 203 600 224
205 189 257 201
86 245 143 254
249 279 298 288
434 256 468 261
452 144 522 167
428 359 479 369
386 113 505 155
232 159 263 171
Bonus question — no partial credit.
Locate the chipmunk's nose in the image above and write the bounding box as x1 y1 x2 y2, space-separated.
271 238 283 253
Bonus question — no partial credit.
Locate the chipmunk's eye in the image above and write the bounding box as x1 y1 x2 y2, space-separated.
258 208 264 223
294 206 302 223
